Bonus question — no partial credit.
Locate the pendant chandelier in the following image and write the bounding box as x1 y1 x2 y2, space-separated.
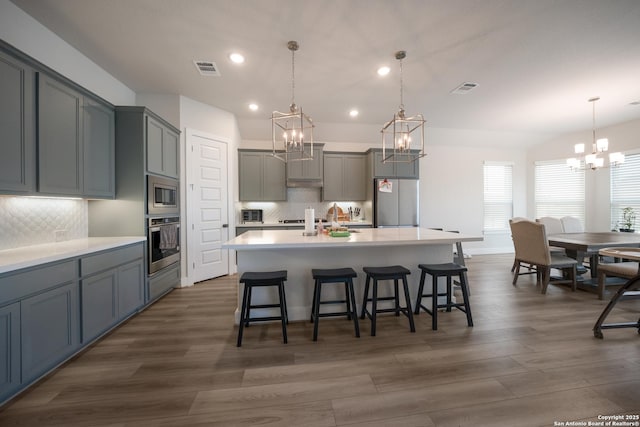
381 50 426 164
271 40 314 163
567 97 624 171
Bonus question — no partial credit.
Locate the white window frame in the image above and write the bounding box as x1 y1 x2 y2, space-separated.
610 152 640 231
534 159 585 224
483 161 513 234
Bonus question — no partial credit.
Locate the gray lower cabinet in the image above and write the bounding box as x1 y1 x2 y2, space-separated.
146 115 180 179
21 281 80 384
0 49 36 194
323 153 366 201
239 150 286 201
80 244 145 342
0 302 21 401
0 242 145 405
148 263 180 302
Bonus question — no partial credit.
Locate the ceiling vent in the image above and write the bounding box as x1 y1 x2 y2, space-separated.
193 60 221 76
451 82 478 94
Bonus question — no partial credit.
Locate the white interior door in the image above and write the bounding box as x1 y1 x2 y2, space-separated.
186 129 229 283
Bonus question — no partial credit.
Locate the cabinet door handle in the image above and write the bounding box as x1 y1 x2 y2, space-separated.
222 224 228 228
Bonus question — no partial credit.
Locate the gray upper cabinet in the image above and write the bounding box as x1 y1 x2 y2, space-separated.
239 150 286 201
146 115 179 179
323 153 366 201
0 49 36 194
37 73 84 196
286 144 323 184
369 149 419 179
83 99 115 198
0 43 115 199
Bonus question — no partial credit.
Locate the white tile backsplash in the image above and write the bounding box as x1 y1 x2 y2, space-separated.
0 197 88 250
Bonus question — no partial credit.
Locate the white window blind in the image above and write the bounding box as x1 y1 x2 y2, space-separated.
483 162 513 233
611 152 640 230
534 159 585 223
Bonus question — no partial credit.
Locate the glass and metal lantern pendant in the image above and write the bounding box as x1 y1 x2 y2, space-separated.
272 40 314 162
567 97 624 171
381 50 426 163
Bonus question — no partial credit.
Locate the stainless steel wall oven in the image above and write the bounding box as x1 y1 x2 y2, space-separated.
148 216 180 274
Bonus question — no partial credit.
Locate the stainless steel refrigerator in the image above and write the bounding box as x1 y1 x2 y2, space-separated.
373 178 419 227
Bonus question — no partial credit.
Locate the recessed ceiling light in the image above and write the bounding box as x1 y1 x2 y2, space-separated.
377 66 390 76
248 103 259 111
349 109 359 117
229 52 245 64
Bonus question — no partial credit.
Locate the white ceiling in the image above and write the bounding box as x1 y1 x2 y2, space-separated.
10 0 640 142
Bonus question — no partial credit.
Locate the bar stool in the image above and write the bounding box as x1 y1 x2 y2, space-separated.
415 263 473 331
360 266 415 336
237 270 288 347
310 268 360 341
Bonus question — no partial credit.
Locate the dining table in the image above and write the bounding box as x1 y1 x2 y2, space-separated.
592 247 640 339
547 232 640 292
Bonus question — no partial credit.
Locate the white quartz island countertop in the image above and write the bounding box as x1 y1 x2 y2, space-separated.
224 228 482 324
0 237 147 274
223 227 482 250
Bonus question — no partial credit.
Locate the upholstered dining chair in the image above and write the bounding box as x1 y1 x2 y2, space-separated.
509 217 537 277
597 261 640 300
536 217 564 235
510 219 578 294
560 216 584 232
560 216 599 271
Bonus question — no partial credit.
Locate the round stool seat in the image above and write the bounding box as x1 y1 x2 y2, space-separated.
363 265 411 278
418 263 467 274
312 267 357 280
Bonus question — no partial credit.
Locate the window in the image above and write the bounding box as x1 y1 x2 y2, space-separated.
483 162 513 233
534 159 585 223
611 152 640 230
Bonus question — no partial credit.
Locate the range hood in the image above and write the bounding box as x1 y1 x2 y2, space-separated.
286 178 323 188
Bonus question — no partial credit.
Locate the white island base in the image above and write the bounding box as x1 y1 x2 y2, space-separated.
223 228 482 323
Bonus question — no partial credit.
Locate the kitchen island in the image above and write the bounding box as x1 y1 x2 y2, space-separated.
223 228 482 322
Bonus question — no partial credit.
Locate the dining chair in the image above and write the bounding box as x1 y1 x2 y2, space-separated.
597 261 640 300
560 216 583 232
509 217 537 277
509 219 578 294
536 217 564 235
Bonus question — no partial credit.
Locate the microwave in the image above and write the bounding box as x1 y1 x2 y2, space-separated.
148 175 179 215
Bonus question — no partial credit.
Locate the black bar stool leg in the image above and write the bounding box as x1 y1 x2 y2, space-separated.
347 278 360 338
312 280 322 341
431 275 438 331
237 284 250 347
460 272 473 327
371 278 378 336
278 281 288 344
402 275 416 332
360 275 370 320
415 270 427 315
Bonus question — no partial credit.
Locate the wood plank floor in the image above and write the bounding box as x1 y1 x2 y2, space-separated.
1 254 639 426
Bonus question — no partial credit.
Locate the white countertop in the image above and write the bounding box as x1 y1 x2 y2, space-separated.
0 237 147 274
238 221 372 228
223 227 482 250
